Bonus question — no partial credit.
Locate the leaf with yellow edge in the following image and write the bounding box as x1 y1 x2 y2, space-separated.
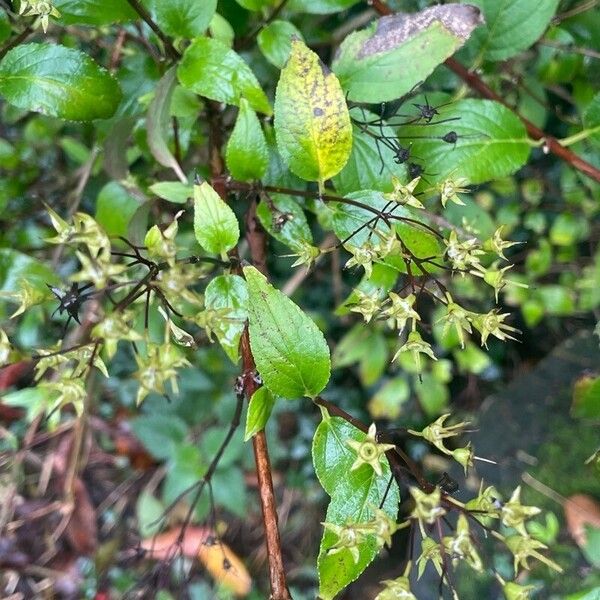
274 38 352 190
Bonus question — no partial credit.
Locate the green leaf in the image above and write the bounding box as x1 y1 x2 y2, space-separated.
178 37 271 115
209 13 235 47
398 99 531 184
0 248 59 293
130 413 188 461
572 374 600 419
368 377 410 420
95 182 142 238
257 20 304 69
193 182 239 256
256 193 313 251
288 0 359 14
332 5 483 103
312 415 400 600
244 265 331 398
415 372 449 417
583 92 600 147
358 332 388 386
582 526 600 567
244 386 277 441
145 0 216 39
390 222 443 275
274 39 352 188
162 444 207 506
0 9 11 44
149 181 193 204
136 492 164 537
2 387 56 422
332 110 406 196
204 274 249 363
444 195 496 239
235 0 275 10
331 190 403 248
333 324 371 368
0 44 122 121
211 467 247 517
226 98 269 182
54 0 136 25
147 67 186 183
468 0 560 62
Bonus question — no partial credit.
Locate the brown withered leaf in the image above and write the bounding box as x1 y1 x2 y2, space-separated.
358 4 484 58
332 4 484 102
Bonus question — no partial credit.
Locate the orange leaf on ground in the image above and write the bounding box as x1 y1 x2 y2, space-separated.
141 526 252 597
564 494 600 547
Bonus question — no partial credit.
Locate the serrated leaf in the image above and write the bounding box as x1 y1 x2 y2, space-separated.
54 0 135 25
193 182 239 256
332 5 483 103
178 37 271 115
147 67 187 183
205 274 249 363
398 99 531 184
244 265 331 398
226 98 269 182
256 193 313 251
274 39 352 188
468 0 560 62
244 386 277 441
0 44 122 121
149 182 192 204
258 20 304 69
332 109 407 195
145 0 216 39
312 416 400 600
583 93 600 147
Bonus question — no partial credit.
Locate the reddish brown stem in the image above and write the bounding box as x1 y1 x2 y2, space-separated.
0 26 33 61
240 329 291 600
444 57 600 183
368 0 600 184
208 100 290 599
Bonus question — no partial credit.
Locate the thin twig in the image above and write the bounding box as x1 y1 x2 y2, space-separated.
0 26 32 61
367 0 600 184
124 0 180 60
538 38 600 60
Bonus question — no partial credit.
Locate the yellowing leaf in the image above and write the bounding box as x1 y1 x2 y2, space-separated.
274 39 352 189
198 536 252 597
141 526 252 597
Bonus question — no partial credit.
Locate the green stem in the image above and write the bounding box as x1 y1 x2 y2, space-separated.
558 125 600 146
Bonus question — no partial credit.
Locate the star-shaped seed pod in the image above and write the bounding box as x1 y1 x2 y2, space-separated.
346 423 395 477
